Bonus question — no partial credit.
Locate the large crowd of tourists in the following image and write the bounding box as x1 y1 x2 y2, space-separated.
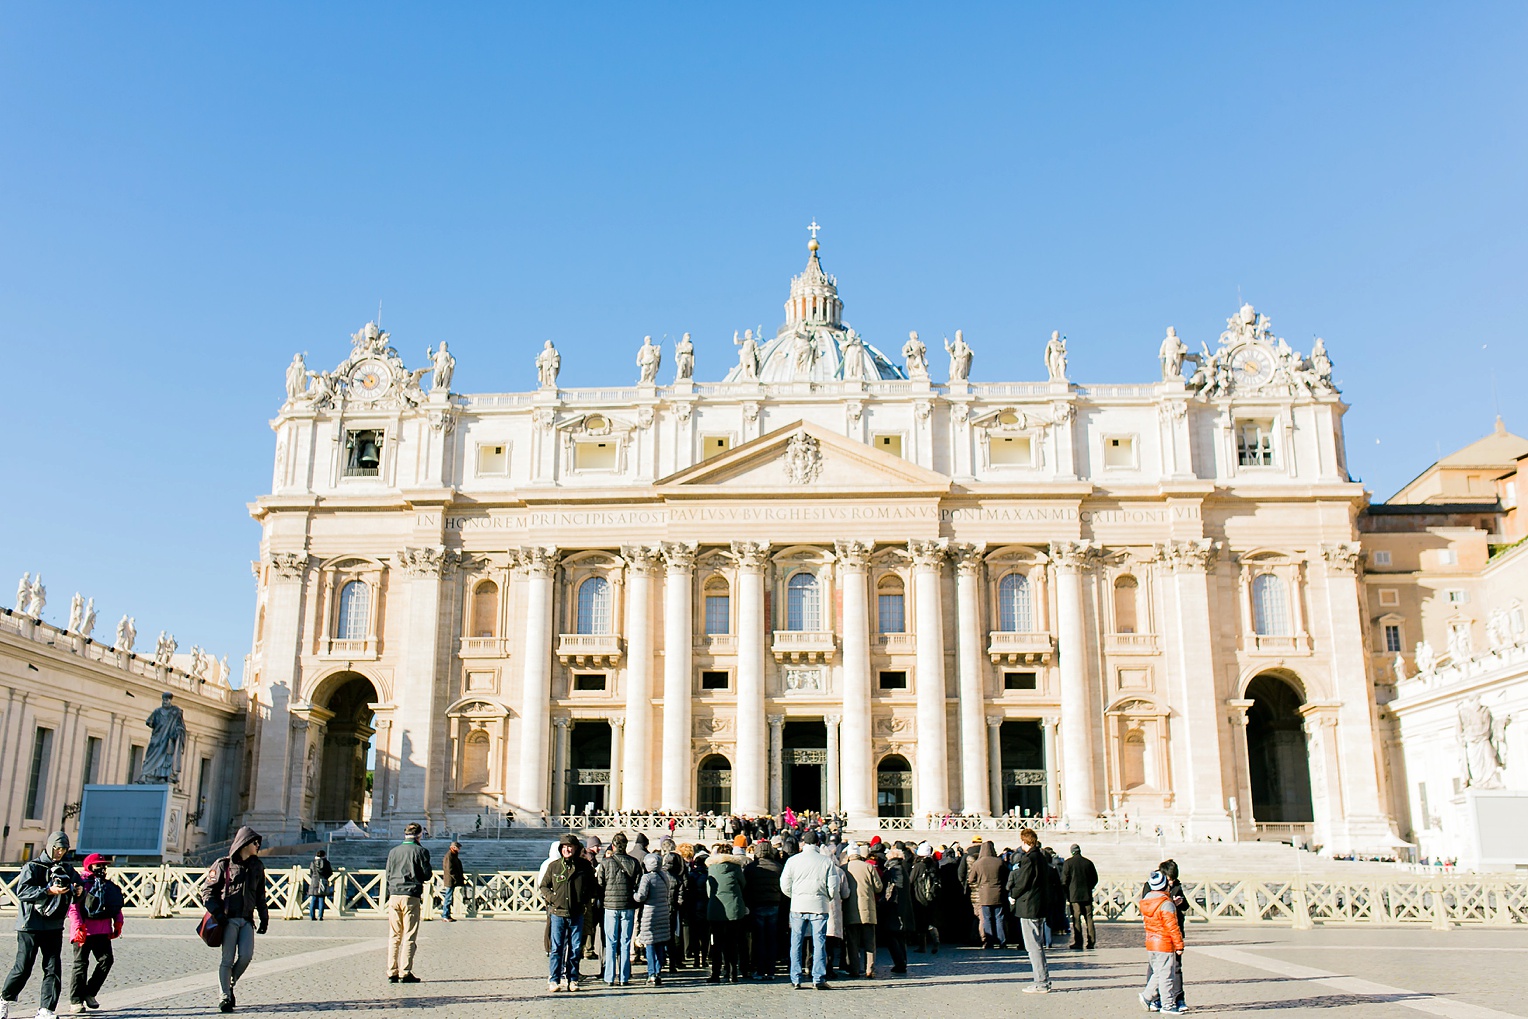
0 822 1189 1016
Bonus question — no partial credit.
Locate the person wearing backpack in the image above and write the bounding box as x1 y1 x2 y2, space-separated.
306 850 333 921
201 827 268 1014
595 833 641 987
909 843 940 954
66 855 123 1014
2 830 81 1019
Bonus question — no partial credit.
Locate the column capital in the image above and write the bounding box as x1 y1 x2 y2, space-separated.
767 714 785 728
397 546 459 577
1042 714 1060 728
908 538 949 570
985 714 1003 728
730 540 771 572
661 541 698 572
1319 541 1363 575
553 716 571 730
609 715 625 730
515 546 561 577
1154 538 1219 572
267 551 309 579
833 540 873 570
952 542 986 575
621 544 663 574
1049 540 1101 572
825 713 842 726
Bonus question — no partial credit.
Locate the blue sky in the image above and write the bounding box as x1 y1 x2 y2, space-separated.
2 4 1525 671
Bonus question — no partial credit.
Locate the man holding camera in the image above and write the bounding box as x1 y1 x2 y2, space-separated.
2 830 81 1019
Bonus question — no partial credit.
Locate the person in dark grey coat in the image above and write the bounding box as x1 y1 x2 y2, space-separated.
383 823 432 984
1004 829 1051 994
3 830 80 1018
1061 844 1098 949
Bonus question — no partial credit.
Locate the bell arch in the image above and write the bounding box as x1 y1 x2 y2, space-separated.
1244 672 1314 824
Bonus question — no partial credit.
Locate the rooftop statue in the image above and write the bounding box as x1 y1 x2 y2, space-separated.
536 340 561 389
903 331 928 380
79 597 95 639
116 615 136 653
636 335 661 385
286 353 308 402
1045 331 1068 383
945 329 973 382
1159 327 1187 381
1457 696 1509 789
733 329 759 381
842 329 866 381
428 342 455 393
675 332 695 382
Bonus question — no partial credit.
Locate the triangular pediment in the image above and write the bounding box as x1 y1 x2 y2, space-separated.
658 421 950 493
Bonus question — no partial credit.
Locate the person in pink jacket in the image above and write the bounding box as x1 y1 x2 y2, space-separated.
65 855 123 1014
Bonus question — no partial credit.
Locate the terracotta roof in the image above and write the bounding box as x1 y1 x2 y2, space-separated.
1437 417 1528 468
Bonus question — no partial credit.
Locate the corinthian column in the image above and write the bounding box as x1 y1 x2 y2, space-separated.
516 546 559 813
732 541 770 815
1052 541 1098 824
660 542 697 811
1161 539 1232 837
835 540 875 823
909 539 950 816
952 543 990 815
620 545 660 810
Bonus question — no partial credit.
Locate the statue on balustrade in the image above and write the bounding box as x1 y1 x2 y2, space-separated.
536 340 561 388
1457 696 1510 790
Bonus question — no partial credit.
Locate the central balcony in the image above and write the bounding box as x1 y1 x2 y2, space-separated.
772 630 836 664
557 633 623 668
987 631 1055 665
320 637 377 661
1105 632 1160 655
459 637 508 658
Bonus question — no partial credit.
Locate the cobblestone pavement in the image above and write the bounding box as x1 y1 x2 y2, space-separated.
3 917 1526 1017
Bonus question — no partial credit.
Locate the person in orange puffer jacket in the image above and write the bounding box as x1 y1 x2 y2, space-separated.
1138 870 1185 1014
66 854 124 1013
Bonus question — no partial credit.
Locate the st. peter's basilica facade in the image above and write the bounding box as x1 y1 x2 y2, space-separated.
240 237 1398 854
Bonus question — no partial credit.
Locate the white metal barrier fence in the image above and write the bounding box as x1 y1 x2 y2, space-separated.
3 867 1524 928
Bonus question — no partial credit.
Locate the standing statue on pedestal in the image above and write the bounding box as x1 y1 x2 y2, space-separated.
674 332 695 382
116 615 136 653
285 353 309 402
734 329 759 380
1457 696 1510 789
427 342 455 393
1045 331 1069 383
1414 640 1436 675
1159 327 1187 380
945 329 973 382
68 593 84 633
636 335 662 385
16 573 30 614
842 329 866 382
902 330 928 380
1308 337 1333 388
154 631 177 668
1392 653 1408 682
79 598 96 639
536 340 561 389
139 692 186 787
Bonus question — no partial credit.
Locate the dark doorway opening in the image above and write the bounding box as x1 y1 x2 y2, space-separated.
876 754 912 817
698 754 732 814
315 673 377 824
1246 674 1314 823
567 720 612 813
783 719 827 813
1000 720 1046 818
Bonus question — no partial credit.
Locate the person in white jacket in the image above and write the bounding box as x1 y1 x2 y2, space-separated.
777 832 843 990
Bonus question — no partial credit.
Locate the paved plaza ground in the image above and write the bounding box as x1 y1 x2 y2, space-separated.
4 916 1526 1018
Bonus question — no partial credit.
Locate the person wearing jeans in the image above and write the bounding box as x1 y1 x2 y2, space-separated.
777 831 842 990
601 908 634 985
1005 828 1052 994
4 831 80 1019
595 834 641 986
201 826 269 1013
538 834 595 993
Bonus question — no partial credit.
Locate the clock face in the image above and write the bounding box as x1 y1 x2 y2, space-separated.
1232 345 1275 388
349 360 390 400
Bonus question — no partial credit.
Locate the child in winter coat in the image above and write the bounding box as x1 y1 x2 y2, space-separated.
1138 869 1186 1014
67 854 124 1013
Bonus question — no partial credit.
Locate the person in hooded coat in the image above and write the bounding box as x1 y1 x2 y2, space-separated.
684 848 711 969
658 838 685 972
909 843 941 954
704 849 748 983
965 840 1007 948
633 853 671 985
879 845 912 974
842 844 883 978
202 826 268 1013
4 830 80 1019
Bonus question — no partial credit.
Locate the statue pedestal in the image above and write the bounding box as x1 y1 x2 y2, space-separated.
161 790 191 863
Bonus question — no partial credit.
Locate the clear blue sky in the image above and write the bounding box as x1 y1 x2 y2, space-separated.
2 4 1524 673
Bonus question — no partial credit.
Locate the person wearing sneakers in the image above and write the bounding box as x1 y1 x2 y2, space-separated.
202 826 268 1014
1139 869 1186 1013
538 834 595 993
3 830 81 1019
383 823 432 984
1005 828 1052 995
65 855 123 1014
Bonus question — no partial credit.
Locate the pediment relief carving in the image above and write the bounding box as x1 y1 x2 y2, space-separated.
556 411 638 437
657 422 950 491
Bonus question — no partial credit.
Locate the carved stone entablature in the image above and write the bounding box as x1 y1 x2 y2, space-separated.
834 540 873 571
1050 540 1101 572
661 542 698 572
951 542 986 575
397 546 453 577
845 400 863 424
621 545 663 575
1157 400 1188 423
874 716 915 738
908 538 949 570
730 541 771 572
1155 538 1219 572
268 551 309 579
428 407 457 433
1320 542 1363 575
784 433 823 484
675 401 694 423
1051 401 1075 426
532 407 556 431
693 739 734 764
515 546 561 577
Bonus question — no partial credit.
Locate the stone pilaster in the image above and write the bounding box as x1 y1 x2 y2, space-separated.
515 547 559 814
391 546 453 828
660 542 697 811
953 543 990 815
825 713 842 814
1052 541 1099 824
768 714 784 814
619 545 660 809
986 714 1004 817
245 551 308 838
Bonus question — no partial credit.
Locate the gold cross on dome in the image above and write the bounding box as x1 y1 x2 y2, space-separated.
807 219 821 240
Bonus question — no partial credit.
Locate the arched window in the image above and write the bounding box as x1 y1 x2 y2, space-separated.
786 572 821 631
336 581 370 640
1252 573 1291 636
461 730 490 791
1113 575 1139 634
704 576 731 636
576 576 612 635
471 580 499 638
877 575 906 633
997 573 1032 632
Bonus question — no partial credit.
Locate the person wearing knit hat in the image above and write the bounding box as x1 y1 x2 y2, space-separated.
1139 870 1184 1012
67 853 124 1013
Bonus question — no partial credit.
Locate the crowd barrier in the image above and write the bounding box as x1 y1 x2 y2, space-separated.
2 867 1524 928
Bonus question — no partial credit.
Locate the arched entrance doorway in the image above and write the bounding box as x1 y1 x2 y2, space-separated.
697 754 732 815
1245 673 1314 823
314 673 378 823
876 755 912 817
